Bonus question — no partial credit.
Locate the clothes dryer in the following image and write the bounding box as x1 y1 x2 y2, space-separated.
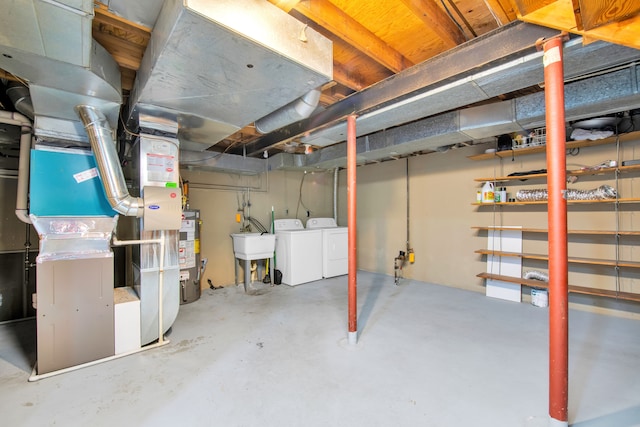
274 219 323 286
306 218 348 278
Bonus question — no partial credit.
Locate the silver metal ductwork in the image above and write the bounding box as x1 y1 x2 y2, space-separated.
180 151 267 176
76 105 143 217
0 1 121 143
255 89 322 134
292 64 640 170
295 37 640 152
128 0 332 152
6 82 34 120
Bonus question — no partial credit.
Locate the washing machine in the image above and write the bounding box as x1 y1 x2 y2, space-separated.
306 218 348 278
274 219 323 286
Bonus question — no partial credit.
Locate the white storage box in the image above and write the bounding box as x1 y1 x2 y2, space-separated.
114 287 141 354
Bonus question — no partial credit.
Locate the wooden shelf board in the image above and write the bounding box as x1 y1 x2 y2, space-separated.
474 163 640 183
472 198 640 206
474 249 640 268
476 273 640 303
477 272 549 288
468 131 640 161
471 226 640 236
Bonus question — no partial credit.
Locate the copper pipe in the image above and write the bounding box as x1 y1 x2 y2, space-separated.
543 34 569 426
347 114 357 343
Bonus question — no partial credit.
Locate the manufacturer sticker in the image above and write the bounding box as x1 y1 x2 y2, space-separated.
73 167 98 183
149 205 160 210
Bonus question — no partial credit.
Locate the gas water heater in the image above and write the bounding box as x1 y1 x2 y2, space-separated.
179 209 201 304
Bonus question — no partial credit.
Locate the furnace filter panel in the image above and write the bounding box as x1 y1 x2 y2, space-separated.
30 149 116 217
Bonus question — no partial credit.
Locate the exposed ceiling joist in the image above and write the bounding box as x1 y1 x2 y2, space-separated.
277 0 415 73
515 0 640 50
269 0 303 13
482 0 518 24
575 0 640 31
399 0 467 47
4 0 639 161
332 64 369 91
93 3 150 91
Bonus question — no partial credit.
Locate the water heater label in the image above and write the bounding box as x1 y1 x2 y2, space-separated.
149 205 160 210
179 240 196 269
73 167 98 183
180 219 195 233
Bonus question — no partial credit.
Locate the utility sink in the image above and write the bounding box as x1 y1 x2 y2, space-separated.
231 233 275 260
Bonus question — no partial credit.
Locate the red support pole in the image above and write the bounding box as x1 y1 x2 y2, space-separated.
542 35 569 427
347 114 358 344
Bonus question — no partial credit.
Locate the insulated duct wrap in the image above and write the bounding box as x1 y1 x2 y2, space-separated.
524 270 549 282
516 185 617 201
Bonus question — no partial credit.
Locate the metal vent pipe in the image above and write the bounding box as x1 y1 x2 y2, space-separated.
6 82 34 120
255 89 322 134
75 105 143 217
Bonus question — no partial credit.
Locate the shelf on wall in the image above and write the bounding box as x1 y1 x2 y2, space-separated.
471 226 640 236
472 198 640 206
474 249 640 269
467 130 640 161
472 130 640 305
476 273 640 303
473 163 640 183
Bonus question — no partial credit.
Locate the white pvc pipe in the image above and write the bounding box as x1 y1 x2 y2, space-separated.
158 230 165 345
0 111 33 224
111 235 166 345
28 339 170 382
112 237 163 246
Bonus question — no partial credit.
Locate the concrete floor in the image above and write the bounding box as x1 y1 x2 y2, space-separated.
1 271 639 427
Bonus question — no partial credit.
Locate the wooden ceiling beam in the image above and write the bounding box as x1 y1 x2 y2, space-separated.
269 0 302 13
0 69 21 83
332 64 369 91
575 0 640 31
517 0 640 50
483 0 518 24
93 3 151 46
513 0 556 16
93 2 150 73
92 31 145 71
277 0 414 73
399 0 466 47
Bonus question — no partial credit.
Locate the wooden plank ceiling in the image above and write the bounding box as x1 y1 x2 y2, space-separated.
514 0 640 48
6 1 640 152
